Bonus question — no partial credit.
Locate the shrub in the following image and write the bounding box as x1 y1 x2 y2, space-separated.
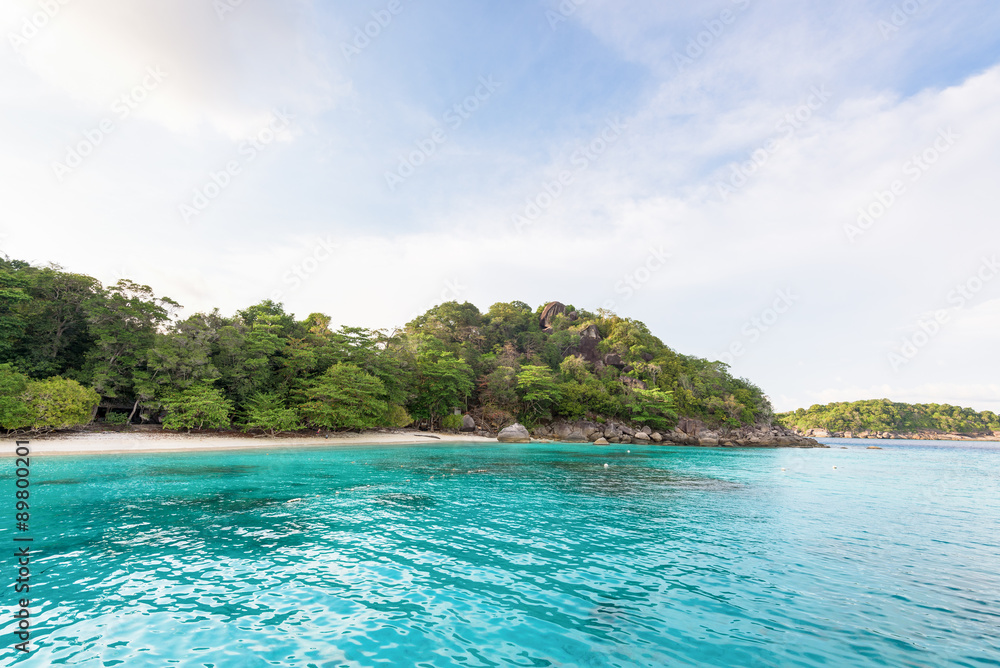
298 363 387 431
441 414 463 431
242 392 302 435
102 412 130 425
23 377 101 430
385 403 412 428
161 385 233 430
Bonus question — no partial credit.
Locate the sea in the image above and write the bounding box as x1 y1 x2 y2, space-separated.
3 438 998 667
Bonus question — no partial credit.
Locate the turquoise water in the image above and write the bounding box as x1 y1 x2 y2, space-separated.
4 439 1000 667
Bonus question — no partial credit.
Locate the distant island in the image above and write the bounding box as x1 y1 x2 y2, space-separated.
0 257 822 446
778 399 1000 441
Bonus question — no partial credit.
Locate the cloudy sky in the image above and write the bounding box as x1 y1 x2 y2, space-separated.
2 0 999 413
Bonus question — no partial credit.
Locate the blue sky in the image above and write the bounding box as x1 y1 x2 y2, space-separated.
2 0 999 412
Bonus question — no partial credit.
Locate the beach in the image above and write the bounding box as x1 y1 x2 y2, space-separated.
5 430 498 456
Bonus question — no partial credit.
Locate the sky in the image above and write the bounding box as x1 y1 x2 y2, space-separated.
1 0 999 413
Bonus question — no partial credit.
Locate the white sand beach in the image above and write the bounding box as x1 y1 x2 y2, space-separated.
5 430 498 456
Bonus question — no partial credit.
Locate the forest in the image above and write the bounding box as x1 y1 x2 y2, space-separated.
0 257 774 434
777 399 1000 435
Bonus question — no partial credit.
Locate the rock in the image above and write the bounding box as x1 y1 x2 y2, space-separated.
620 435 632 444
461 415 476 432
497 423 531 443
578 325 602 363
539 302 566 331
650 432 662 443
565 428 587 442
620 424 635 437
621 376 648 391
633 431 650 442
594 437 609 445
603 353 625 368
867 446 883 450
698 436 719 446
641 352 654 362
568 311 579 321
677 418 703 436
641 426 652 435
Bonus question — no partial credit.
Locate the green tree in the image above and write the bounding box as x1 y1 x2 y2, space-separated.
0 364 32 430
516 365 561 421
298 364 387 430
161 385 233 430
409 350 474 427
242 392 302 435
23 377 100 430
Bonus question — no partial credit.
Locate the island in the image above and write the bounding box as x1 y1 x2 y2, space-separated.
778 399 1000 441
0 257 819 448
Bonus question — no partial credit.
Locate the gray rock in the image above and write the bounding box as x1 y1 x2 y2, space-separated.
497 423 531 443
578 325 602 363
461 415 476 432
633 431 650 442
594 437 610 446
650 432 663 443
641 426 652 435
539 302 566 331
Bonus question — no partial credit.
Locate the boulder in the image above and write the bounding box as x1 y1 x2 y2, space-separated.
620 425 636 437
539 302 566 331
650 432 663 443
621 376 647 391
641 352 654 362
568 311 579 321
460 415 476 432
565 428 587 442
497 423 531 443
603 353 625 368
641 426 652 435
633 431 650 442
578 325 602 363
594 437 610 446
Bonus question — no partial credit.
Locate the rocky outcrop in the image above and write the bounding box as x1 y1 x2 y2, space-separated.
497 423 531 443
578 324 602 363
603 353 625 369
539 302 566 333
520 418 823 447
461 415 476 432
789 426 1000 441
621 376 648 391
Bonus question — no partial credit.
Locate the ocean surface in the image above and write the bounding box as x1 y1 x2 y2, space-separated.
4 438 999 667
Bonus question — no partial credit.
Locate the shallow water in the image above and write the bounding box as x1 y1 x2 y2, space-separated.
4 439 999 666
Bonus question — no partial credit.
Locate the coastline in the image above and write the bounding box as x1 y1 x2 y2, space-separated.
3 430 498 456
794 428 1000 442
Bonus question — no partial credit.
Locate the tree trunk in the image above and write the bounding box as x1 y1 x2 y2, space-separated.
127 399 140 423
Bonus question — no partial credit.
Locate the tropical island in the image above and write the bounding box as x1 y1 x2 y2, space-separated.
0 257 821 447
778 399 1000 441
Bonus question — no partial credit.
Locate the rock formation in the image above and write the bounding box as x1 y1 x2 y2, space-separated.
497 422 531 443
539 302 566 333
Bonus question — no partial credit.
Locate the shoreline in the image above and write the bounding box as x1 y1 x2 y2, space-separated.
4 430 498 456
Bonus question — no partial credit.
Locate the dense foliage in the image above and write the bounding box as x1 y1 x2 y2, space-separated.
778 399 1000 435
0 257 775 433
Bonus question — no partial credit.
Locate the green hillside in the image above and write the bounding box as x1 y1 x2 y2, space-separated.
1 256 773 433
778 399 1000 435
